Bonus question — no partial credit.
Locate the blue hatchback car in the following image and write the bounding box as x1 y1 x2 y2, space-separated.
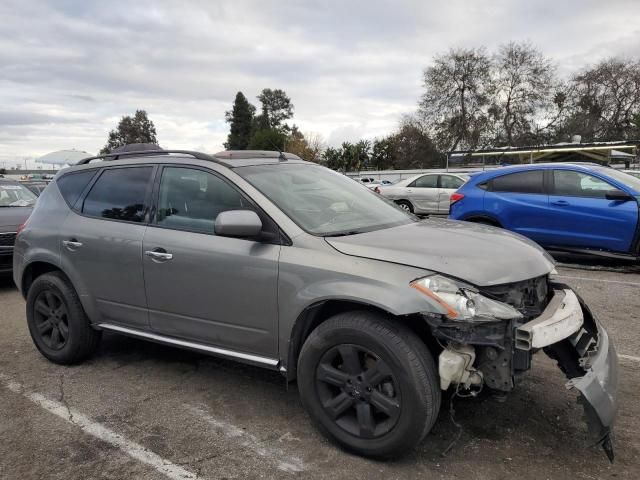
449 163 640 257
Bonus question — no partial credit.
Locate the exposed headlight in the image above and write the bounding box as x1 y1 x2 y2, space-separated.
410 275 522 322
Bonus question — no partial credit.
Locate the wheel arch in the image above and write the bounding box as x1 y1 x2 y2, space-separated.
284 299 438 382
21 260 65 299
462 214 503 227
20 261 94 318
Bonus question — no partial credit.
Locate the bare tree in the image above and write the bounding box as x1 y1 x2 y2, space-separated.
419 48 493 151
286 127 325 162
493 42 555 146
560 58 640 141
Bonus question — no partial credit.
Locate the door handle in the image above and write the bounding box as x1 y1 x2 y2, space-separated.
145 249 173 262
551 200 570 206
62 239 83 251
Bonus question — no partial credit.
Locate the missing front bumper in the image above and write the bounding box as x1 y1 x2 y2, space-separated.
544 293 618 462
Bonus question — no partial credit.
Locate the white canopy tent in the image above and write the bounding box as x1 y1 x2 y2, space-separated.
35 149 91 167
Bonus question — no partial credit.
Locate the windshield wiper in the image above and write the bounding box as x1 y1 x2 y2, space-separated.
323 230 363 237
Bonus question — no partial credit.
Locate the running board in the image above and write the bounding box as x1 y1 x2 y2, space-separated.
547 247 639 262
97 323 279 368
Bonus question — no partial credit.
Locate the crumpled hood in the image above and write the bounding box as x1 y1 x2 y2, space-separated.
326 219 555 287
0 206 32 232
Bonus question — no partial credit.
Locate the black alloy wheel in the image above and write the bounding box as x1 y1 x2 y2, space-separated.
297 311 441 458
26 271 101 364
32 290 70 350
315 344 401 439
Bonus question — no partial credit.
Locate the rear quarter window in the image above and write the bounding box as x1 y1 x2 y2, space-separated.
490 170 544 194
56 170 98 208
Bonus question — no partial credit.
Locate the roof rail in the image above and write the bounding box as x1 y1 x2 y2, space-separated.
77 150 218 165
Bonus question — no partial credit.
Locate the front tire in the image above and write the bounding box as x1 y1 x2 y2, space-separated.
297 311 441 458
26 272 101 365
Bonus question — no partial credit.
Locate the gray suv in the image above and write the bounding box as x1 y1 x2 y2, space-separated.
13 149 617 459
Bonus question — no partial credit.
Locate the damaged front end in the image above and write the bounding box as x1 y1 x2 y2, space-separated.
542 291 618 461
418 275 618 461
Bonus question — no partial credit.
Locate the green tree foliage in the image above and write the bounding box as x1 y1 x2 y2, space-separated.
237 88 295 151
247 128 287 151
256 88 294 133
224 92 256 150
100 110 158 154
323 147 343 170
322 118 441 172
370 137 393 170
389 119 442 169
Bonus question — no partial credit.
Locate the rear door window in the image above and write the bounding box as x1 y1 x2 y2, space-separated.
490 171 544 194
57 170 97 208
82 167 153 222
411 175 438 188
552 170 613 198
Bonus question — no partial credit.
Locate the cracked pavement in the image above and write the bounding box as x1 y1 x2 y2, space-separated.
1 261 640 479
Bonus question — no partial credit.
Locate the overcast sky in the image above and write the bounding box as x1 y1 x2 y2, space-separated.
1 0 639 167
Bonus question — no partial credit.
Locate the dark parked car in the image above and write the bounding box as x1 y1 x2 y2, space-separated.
0 178 36 273
450 163 640 259
20 180 50 196
13 149 617 459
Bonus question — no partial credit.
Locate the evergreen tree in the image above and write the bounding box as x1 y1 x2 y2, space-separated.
224 92 256 150
100 110 158 154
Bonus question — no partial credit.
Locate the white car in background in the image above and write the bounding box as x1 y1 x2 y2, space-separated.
375 172 470 215
353 177 393 190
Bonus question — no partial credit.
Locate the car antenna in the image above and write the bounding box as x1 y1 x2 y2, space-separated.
268 139 288 162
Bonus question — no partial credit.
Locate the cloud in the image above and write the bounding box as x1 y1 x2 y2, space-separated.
0 0 639 166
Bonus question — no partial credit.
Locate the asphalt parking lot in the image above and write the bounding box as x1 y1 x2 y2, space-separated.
1 259 640 480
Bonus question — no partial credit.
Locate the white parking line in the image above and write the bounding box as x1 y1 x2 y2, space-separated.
554 274 640 287
185 404 306 473
0 374 196 480
620 354 640 363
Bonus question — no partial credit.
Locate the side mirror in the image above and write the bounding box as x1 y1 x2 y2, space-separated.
214 210 262 238
605 189 632 202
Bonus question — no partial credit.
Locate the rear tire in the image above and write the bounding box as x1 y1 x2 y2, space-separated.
26 272 101 365
395 200 414 213
297 311 440 458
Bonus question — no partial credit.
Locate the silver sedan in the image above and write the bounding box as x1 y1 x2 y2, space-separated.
375 173 469 214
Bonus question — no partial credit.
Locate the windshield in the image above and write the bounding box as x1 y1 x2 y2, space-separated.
0 182 37 207
236 164 416 236
593 167 640 193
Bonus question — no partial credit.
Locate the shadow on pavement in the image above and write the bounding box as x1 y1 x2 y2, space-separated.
0 273 17 292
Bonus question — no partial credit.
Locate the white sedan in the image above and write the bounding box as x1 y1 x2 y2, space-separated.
353 177 393 189
374 172 470 215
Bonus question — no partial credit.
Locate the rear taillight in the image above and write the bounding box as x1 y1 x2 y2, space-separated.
450 192 465 205
16 221 27 237
374 186 381 194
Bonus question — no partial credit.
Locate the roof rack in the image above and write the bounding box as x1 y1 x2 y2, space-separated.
213 150 302 160
77 150 218 165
